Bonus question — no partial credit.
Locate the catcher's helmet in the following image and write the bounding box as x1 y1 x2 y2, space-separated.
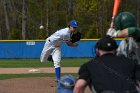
114 12 136 30
69 20 78 28
58 75 76 93
60 75 76 89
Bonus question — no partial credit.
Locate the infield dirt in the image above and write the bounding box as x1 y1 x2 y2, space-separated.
0 67 91 93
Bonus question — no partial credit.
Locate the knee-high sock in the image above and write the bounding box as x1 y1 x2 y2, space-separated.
55 67 61 81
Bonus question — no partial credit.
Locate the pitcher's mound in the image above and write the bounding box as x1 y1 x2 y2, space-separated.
0 77 91 93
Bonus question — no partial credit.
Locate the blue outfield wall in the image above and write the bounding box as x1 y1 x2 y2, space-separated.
0 40 121 58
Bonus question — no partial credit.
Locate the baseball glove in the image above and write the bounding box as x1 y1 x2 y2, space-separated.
70 32 81 43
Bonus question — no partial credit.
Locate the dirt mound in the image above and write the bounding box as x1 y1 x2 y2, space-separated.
0 77 56 93
0 67 79 74
0 77 91 93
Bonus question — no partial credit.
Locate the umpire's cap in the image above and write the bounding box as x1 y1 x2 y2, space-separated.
96 36 118 51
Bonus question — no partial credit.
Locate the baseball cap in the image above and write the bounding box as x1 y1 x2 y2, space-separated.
96 36 118 51
69 20 78 28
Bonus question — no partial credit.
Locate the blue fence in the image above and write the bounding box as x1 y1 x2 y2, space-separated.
0 40 121 58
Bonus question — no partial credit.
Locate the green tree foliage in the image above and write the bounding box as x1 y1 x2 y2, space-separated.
0 0 140 40
74 0 99 38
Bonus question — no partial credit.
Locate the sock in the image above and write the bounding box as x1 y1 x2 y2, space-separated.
55 67 61 81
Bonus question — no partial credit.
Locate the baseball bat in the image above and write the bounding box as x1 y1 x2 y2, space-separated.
110 0 121 28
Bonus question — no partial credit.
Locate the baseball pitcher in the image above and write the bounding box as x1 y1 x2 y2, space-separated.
40 20 81 81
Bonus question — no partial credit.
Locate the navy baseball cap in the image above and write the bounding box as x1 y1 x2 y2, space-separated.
96 36 118 51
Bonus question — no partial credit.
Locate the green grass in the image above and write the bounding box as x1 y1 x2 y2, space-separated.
0 58 91 68
0 73 50 80
0 58 91 80
0 73 78 80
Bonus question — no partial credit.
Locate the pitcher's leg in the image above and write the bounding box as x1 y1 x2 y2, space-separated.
55 67 61 81
52 47 61 81
40 42 54 62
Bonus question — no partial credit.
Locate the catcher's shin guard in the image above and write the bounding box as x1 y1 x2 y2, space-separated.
55 67 61 81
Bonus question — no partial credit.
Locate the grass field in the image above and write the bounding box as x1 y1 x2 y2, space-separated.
0 58 91 80
0 73 79 80
0 58 91 68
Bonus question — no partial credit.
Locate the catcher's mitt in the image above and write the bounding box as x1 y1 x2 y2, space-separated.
70 32 81 43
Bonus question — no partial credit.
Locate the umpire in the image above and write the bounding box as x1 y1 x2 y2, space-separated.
74 36 140 93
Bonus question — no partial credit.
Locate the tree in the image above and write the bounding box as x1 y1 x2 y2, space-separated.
3 0 10 39
0 0 140 40
22 0 27 39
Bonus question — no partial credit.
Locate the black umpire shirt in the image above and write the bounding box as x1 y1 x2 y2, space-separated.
78 53 140 93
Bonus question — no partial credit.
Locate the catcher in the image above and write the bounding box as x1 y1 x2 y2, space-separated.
40 20 81 81
106 12 140 65
57 75 76 93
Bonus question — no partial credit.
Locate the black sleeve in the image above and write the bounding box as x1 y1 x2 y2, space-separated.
135 62 140 82
78 63 91 84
